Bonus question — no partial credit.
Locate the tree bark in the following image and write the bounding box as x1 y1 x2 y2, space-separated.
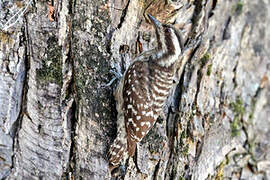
0 0 269 179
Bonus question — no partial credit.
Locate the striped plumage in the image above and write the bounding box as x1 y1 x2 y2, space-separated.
109 14 184 171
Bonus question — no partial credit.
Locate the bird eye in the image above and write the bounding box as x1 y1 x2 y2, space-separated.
165 28 170 33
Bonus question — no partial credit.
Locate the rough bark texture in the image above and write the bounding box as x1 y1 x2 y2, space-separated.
0 0 269 179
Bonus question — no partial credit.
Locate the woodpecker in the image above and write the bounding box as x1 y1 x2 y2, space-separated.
108 14 184 171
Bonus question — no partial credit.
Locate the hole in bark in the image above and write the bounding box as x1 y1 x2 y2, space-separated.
119 45 129 54
153 160 160 179
209 0 217 18
222 16 231 40
38 124 42 133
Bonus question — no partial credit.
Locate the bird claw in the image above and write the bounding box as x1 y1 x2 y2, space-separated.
110 69 123 79
103 69 123 87
104 77 118 87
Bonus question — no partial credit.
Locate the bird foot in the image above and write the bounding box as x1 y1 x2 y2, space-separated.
104 69 123 87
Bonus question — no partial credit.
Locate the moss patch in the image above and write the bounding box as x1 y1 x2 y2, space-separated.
234 1 243 16
207 64 212 76
36 35 62 85
200 53 211 66
215 158 228 180
230 97 244 137
176 128 189 156
248 96 257 122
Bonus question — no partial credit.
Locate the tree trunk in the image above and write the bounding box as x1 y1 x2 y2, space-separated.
0 0 269 179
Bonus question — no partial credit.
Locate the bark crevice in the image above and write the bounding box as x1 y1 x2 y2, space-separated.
0 0 269 179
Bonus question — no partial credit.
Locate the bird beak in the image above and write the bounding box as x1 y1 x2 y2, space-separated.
148 14 162 29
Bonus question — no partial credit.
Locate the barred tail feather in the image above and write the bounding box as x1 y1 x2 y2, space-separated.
108 136 127 170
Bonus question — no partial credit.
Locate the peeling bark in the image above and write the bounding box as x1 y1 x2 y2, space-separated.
0 0 270 179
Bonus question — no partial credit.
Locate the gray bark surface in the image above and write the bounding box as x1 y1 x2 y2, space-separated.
0 0 269 179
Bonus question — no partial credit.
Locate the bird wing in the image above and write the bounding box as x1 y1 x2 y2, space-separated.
122 60 156 148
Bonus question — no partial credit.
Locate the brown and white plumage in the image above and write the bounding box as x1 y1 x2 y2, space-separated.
109 14 184 170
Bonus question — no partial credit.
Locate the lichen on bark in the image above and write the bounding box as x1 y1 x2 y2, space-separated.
0 0 269 179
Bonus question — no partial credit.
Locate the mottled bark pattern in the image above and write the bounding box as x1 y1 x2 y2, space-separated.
0 0 269 179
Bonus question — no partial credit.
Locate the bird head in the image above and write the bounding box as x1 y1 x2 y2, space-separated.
148 14 184 55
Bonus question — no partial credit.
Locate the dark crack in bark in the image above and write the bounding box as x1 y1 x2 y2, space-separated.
117 0 131 29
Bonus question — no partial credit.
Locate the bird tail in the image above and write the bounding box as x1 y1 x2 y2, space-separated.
108 136 127 170
127 137 137 157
